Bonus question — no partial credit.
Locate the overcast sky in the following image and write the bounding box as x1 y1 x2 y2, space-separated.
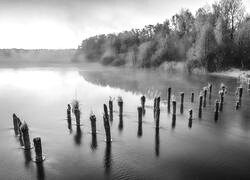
0 0 249 49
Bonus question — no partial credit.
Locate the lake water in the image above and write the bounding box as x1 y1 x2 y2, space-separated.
1 64 250 180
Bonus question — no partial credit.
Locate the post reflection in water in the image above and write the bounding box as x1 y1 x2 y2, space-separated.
90 134 97 151
172 115 176 129
155 128 160 157
74 125 82 145
67 115 72 134
104 143 112 175
118 115 123 131
36 162 45 180
188 119 193 128
23 149 32 168
137 122 143 137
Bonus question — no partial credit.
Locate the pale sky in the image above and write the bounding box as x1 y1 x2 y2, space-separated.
0 0 249 49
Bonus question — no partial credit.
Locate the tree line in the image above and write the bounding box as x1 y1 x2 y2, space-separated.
75 0 250 72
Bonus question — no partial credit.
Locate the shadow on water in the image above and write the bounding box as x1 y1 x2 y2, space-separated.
104 143 112 176
36 162 45 180
74 125 82 145
155 128 160 157
90 134 97 151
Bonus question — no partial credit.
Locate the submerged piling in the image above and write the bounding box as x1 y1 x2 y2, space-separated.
191 92 194 103
103 107 111 143
208 83 212 99
67 104 71 119
90 113 97 135
188 109 193 128
33 137 45 162
219 90 224 111
203 88 207 107
109 99 113 121
168 88 171 113
198 94 203 118
118 96 123 118
13 113 19 135
137 107 143 137
172 98 176 126
180 92 184 114
141 96 146 115
20 122 32 150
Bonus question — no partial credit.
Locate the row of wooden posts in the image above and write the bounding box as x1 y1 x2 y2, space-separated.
12 114 45 163
12 82 247 156
65 82 246 144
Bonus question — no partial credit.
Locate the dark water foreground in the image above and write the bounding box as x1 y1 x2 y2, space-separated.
0 64 250 180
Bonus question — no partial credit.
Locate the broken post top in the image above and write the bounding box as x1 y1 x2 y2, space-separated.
33 137 41 144
117 96 123 104
90 113 96 122
20 122 29 133
141 95 145 102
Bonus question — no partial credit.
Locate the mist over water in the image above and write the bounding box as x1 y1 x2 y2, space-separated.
1 64 250 180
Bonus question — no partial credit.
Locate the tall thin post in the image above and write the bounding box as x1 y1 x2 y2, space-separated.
109 99 113 121
90 113 97 135
167 88 171 113
20 122 31 150
103 109 111 143
198 94 203 118
214 100 220 121
140 96 146 115
180 92 184 114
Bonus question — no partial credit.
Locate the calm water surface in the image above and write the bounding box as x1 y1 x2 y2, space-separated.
0 64 250 180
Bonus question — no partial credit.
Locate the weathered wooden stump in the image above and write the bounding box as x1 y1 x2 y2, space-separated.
208 83 212 99
191 92 194 103
137 107 143 137
103 109 111 143
180 92 184 114
117 96 123 118
12 113 19 135
90 113 97 135
140 96 146 115
109 99 113 121
168 87 171 113
198 94 203 118
219 90 224 111
20 122 32 150
74 107 81 125
203 88 207 108
33 137 45 162
67 104 71 119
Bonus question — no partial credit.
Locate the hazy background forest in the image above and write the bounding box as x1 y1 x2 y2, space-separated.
74 0 250 72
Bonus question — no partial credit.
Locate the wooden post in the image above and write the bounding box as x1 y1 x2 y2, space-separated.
208 83 212 99
67 104 71 119
109 99 113 121
74 107 81 126
33 137 45 162
137 107 143 124
214 100 220 121
180 92 184 114
20 122 31 150
12 113 19 135
155 107 160 129
117 97 123 118
168 88 171 113
90 114 97 135
137 107 143 137
219 90 224 112
191 92 194 103
103 112 111 143
104 104 109 121
203 88 207 108
140 96 146 115
188 109 193 128
199 94 203 118
199 93 203 118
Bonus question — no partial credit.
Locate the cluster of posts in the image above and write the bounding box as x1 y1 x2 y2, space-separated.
64 81 248 144
12 114 45 163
